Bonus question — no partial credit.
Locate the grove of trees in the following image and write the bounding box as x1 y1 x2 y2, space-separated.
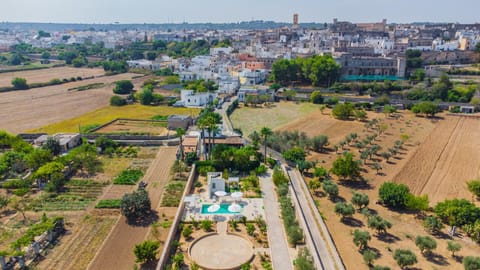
271 55 341 87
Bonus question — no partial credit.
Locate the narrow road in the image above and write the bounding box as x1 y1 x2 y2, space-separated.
217 97 238 136
260 172 294 270
286 167 345 270
87 147 177 270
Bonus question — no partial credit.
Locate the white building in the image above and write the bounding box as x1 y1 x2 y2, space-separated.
237 87 273 103
207 172 226 198
177 90 217 107
210 47 233 55
126 60 161 70
217 75 240 95
433 38 459 51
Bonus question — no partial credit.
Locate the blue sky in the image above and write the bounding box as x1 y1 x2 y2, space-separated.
1 0 479 24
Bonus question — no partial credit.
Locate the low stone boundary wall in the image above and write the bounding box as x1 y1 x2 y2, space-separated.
156 164 197 270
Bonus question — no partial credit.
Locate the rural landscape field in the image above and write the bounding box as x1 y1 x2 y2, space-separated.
1 6 480 269
232 103 480 270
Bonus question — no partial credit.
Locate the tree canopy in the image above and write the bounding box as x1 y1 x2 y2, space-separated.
271 55 340 87
113 80 134 95
120 187 151 222
11 77 28 90
330 152 361 180
378 182 410 208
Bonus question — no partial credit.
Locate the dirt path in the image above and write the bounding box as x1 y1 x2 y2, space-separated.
392 116 480 204
87 147 177 270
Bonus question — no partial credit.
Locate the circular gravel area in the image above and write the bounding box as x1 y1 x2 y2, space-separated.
189 234 253 270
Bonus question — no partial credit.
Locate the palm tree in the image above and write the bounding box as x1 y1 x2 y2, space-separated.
260 127 273 163
176 128 186 160
197 117 208 160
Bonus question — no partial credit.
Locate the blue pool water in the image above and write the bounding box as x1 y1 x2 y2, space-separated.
201 203 243 214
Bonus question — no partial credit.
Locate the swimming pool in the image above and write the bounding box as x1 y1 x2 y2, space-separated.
201 204 243 214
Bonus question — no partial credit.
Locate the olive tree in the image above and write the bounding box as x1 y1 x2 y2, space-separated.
415 235 437 254
393 249 417 269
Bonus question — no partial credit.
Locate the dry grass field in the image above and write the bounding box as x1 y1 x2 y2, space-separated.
0 72 139 133
229 101 318 137
29 105 198 134
0 67 105 88
94 119 171 136
232 103 480 270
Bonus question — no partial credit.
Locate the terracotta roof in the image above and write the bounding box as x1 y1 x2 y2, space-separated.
205 136 244 145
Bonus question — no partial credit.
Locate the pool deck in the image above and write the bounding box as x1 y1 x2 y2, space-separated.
182 195 265 222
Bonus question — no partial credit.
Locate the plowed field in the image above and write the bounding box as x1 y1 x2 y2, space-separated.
393 116 480 204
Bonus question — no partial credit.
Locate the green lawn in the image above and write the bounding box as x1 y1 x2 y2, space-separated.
230 101 318 137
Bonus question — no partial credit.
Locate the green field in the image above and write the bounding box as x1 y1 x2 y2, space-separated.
230 101 318 137
29 104 200 134
30 180 107 211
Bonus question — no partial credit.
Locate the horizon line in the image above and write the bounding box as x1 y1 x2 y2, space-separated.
1 20 477 26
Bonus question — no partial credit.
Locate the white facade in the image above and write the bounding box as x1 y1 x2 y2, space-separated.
207 172 226 198
179 90 217 107
179 71 197 82
210 47 233 55
126 60 161 70
433 39 459 51
217 76 240 94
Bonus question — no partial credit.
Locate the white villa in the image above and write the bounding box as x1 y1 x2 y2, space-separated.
176 90 217 107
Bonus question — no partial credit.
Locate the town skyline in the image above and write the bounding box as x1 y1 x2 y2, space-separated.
1 0 479 24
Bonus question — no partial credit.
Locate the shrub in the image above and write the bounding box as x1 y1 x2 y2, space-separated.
311 135 329 152
332 103 354 120
367 215 392 235
11 77 28 90
463 220 480 243
313 166 328 179
310 90 324 104
113 80 134 94
246 223 256 236
423 216 444 234
201 219 213 231
182 225 193 239
415 235 437 254
110 95 126 106
330 152 361 180
393 249 417 269
467 179 480 198
372 266 391 270
378 182 410 208
334 202 355 221
434 199 480 226
447 241 461 257
463 256 480 270
351 192 369 210
113 169 144 185
405 193 429 212
294 248 315 270
363 249 376 266
353 229 371 250
322 180 339 198
282 147 306 163
11 217 63 249
133 240 160 263
256 164 267 175
272 167 289 187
